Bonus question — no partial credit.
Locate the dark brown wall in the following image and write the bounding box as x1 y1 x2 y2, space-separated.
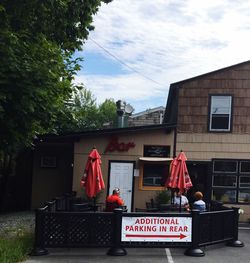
177 63 250 133
31 143 74 208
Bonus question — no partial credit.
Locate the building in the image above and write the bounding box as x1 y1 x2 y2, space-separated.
128 106 165 126
31 124 174 212
8 60 250 222
164 60 250 221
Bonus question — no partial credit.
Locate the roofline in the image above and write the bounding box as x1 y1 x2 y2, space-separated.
131 106 165 118
163 60 250 124
170 60 250 87
37 123 176 142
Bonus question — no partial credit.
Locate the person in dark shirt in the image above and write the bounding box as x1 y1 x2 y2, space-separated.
105 188 124 212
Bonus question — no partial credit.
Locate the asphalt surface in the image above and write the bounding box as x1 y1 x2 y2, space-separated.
24 228 250 263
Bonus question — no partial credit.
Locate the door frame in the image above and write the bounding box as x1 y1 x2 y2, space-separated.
107 160 135 212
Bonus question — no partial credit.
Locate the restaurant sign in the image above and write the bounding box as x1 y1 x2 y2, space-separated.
121 216 192 242
144 145 170 157
105 137 135 153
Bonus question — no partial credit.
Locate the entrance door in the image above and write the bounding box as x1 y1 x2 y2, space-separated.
109 161 134 212
186 162 210 203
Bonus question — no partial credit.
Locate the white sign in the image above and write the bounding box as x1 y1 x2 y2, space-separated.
122 216 192 242
133 169 139 177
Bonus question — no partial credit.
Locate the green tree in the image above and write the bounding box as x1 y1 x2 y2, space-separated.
98 98 117 127
55 88 117 132
56 87 98 132
0 0 112 209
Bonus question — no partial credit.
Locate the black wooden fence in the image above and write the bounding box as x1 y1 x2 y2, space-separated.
31 194 244 257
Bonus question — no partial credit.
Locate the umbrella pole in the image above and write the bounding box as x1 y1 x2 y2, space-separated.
171 189 174 205
93 197 97 212
179 195 182 213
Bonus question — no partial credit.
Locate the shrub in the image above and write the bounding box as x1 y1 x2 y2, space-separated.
155 190 171 206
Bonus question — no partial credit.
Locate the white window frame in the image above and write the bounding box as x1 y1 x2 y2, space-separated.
209 95 232 132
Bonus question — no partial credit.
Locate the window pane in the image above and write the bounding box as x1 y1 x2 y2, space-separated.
211 115 230 130
212 189 236 203
213 175 237 187
240 161 250 173
239 176 250 188
213 161 237 173
238 190 250 203
211 96 231 114
143 163 169 187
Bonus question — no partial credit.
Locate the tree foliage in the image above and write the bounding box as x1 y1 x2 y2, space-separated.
56 87 117 133
0 0 111 153
0 0 113 209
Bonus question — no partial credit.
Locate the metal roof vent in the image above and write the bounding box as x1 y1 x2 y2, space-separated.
116 100 134 128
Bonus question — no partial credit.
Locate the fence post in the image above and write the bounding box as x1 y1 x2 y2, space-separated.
30 208 49 256
46 200 56 212
185 210 205 257
227 207 244 247
107 208 127 256
64 192 72 211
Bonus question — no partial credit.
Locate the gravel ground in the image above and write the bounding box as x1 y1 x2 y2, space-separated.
0 211 35 237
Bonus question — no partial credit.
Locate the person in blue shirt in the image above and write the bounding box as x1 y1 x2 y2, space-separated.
193 191 206 211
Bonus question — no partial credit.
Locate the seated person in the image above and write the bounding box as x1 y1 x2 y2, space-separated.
105 187 124 212
174 191 190 211
193 191 206 211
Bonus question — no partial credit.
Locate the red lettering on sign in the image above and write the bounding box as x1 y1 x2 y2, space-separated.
105 137 135 153
169 226 188 232
134 218 179 225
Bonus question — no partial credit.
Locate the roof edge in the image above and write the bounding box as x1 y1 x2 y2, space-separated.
37 123 177 141
170 60 250 87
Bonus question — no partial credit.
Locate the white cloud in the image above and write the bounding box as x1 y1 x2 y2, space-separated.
75 0 250 112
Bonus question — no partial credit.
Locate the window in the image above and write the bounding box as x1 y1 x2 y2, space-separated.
139 162 170 190
240 161 250 174
213 160 237 173
212 174 237 187
209 95 232 132
238 190 250 203
211 159 250 204
212 189 236 203
239 176 250 188
139 145 171 190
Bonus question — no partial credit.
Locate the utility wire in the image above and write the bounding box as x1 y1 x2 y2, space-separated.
89 37 165 88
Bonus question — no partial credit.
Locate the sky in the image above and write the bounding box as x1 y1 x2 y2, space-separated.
74 0 250 113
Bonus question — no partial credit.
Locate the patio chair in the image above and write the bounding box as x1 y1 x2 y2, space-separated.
71 203 92 212
146 198 159 212
105 201 120 212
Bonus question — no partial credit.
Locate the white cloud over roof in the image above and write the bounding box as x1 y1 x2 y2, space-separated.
75 0 250 112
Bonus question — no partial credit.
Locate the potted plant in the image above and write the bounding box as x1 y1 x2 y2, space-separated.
155 190 171 210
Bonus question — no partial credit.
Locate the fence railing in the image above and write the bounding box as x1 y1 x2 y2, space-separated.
31 193 244 257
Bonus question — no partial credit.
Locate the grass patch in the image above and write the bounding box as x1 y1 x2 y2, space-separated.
0 231 34 263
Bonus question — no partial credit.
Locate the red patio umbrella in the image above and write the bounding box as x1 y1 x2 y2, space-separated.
165 151 193 209
81 147 105 199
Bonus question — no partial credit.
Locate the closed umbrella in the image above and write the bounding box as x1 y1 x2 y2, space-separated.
165 151 192 210
81 147 105 208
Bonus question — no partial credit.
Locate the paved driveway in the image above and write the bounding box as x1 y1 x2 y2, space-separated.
25 228 250 263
